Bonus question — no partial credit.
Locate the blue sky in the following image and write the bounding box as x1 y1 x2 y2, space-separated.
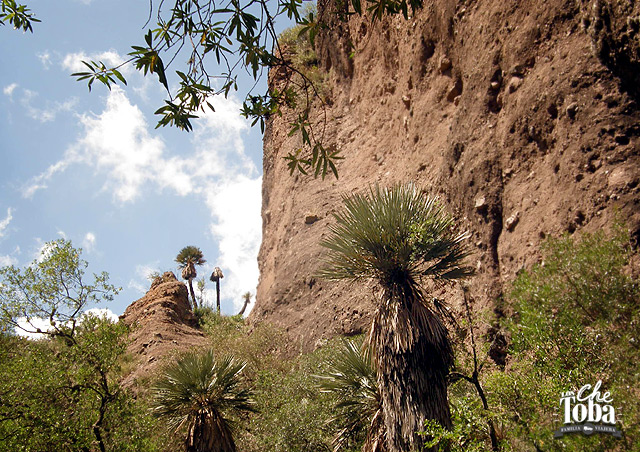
0 0 285 321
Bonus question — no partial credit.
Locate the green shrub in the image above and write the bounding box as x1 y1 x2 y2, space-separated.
427 227 640 451
277 3 328 101
194 312 340 451
0 321 163 452
241 355 335 452
487 226 640 451
197 311 288 375
421 381 491 452
193 305 223 327
278 24 318 68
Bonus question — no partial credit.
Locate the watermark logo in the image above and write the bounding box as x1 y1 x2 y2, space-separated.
554 380 621 438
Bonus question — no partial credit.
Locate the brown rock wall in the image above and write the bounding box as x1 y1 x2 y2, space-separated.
120 272 207 389
251 0 640 350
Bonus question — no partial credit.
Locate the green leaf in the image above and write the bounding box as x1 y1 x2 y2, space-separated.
111 68 127 85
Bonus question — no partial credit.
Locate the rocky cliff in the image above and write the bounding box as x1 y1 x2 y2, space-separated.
250 0 640 350
119 272 207 389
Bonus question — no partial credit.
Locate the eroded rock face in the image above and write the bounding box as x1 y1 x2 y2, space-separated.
120 272 207 389
251 0 640 351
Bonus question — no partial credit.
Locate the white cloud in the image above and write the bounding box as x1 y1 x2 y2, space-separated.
0 254 17 266
3 83 18 98
127 279 148 294
187 97 260 313
76 88 169 202
128 263 161 294
24 87 262 315
23 88 168 201
206 176 261 313
18 88 78 123
14 317 52 339
37 51 52 70
61 50 129 75
23 159 76 198
82 232 96 252
0 208 13 238
131 76 157 102
0 245 20 267
15 308 118 339
84 308 118 322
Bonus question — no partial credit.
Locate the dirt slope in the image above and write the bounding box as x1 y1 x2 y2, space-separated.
250 0 640 351
119 272 207 390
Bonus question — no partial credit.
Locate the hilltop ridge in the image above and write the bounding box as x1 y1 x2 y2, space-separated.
119 272 207 389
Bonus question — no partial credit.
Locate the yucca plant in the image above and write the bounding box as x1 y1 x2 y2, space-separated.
318 338 386 452
237 292 251 316
320 184 473 452
176 246 207 310
151 350 255 452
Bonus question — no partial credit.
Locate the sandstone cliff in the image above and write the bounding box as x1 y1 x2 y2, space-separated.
120 272 207 389
250 0 640 350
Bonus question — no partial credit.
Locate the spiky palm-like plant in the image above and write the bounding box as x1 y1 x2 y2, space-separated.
151 350 255 452
210 267 224 314
318 339 386 452
176 246 206 310
237 292 251 316
320 184 473 452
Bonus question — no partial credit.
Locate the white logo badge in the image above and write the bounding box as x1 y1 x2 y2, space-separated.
554 380 621 438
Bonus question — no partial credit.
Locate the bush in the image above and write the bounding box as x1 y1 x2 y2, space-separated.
193 313 342 451
421 381 491 452
0 320 163 452
241 352 335 452
427 227 640 451
277 3 328 102
487 226 640 451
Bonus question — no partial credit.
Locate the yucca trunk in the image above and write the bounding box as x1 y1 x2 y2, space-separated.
188 279 198 310
237 296 249 316
363 407 387 452
369 280 453 452
182 262 198 309
215 279 221 314
186 410 235 452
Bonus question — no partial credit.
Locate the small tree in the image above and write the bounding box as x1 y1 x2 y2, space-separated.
320 184 473 452
0 238 119 338
197 277 207 307
0 316 158 451
151 350 255 452
0 240 156 451
175 246 206 310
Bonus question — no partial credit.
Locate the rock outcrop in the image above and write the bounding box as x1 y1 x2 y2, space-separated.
250 0 640 350
120 272 207 389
